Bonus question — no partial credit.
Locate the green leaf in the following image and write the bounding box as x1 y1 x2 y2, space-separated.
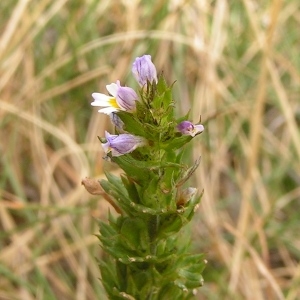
117 111 146 137
161 134 193 151
155 75 174 110
105 172 128 194
112 155 151 183
157 214 184 238
121 175 141 204
176 157 201 188
130 269 153 295
140 176 161 208
99 220 117 238
112 287 136 300
116 260 127 292
120 217 150 253
157 283 186 300
99 258 119 297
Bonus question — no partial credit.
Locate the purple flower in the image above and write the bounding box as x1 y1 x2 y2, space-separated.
102 131 147 157
177 121 204 137
91 80 138 114
132 55 158 87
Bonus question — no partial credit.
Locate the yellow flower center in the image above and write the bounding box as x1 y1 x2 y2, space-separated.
108 97 120 109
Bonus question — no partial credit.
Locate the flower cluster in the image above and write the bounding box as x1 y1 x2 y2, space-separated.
91 55 204 158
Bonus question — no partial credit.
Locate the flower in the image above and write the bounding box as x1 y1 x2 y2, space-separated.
132 55 158 87
102 131 147 157
91 80 138 114
177 121 204 137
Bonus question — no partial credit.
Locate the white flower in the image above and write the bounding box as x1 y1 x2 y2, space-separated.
91 80 137 115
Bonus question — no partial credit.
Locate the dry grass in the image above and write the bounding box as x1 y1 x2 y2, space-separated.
0 0 299 299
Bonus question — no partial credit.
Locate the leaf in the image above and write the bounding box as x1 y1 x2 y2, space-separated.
117 111 146 137
176 157 201 187
157 283 185 300
161 134 193 151
121 175 141 204
157 214 184 238
112 156 151 183
120 217 150 253
112 287 136 300
99 258 119 297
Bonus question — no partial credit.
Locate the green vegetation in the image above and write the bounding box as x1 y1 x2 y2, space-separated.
0 0 299 299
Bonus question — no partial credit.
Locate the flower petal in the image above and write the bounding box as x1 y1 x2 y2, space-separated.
109 135 143 154
194 124 204 134
91 93 112 105
98 107 118 115
106 83 118 97
101 141 110 153
177 121 194 134
110 148 123 157
105 131 118 140
116 86 138 111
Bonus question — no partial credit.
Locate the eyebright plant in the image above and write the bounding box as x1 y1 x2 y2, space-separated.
89 54 206 299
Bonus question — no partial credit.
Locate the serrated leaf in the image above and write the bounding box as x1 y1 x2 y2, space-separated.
120 217 150 253
117 111 146 137
140 176 161 207
105 172 128 194
157 283 185 300
99 258 119 297
161 134 193 151
157 214 183 238
121 175 141 204
99 220 117 238
112 156 151 183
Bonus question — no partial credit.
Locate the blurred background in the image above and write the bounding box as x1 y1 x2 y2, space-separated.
0 0 299 299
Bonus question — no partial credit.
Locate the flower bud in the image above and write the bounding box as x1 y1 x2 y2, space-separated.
102 131 147 157
132 55 158 87
81 177 103 195
177 121 204 137
176 187 198 207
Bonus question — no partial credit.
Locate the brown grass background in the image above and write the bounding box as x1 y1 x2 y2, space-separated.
0 0 299 299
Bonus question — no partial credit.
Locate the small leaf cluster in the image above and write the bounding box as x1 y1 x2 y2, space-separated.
98 76 206 299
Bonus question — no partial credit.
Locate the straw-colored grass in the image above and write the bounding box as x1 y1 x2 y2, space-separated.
1 0 299 299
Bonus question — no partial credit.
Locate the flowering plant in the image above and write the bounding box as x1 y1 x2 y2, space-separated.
84 55 206 299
